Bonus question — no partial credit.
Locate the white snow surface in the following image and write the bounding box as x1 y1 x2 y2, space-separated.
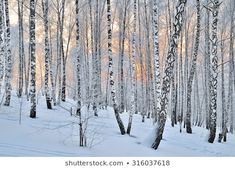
0 94 235 157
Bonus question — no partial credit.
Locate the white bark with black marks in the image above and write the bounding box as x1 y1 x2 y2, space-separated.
152 0 161 123
204 0 211 130
127 0 137 135
3 0 12 106
107 0 125 135
208 0 219 143
152 0 187 150
29 0 36 118
0 0 5 94
42 0 52 109
186 0 201 134
17 0 25 98
227 0 235 134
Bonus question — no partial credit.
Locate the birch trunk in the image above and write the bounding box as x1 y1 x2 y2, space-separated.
3 0 12 106
42 0 52 109
186 0 201 134
152 0 161 123
208 0 219 143
127 0 137 135
152 0 187 150
106 0 125 135
0 0 4 93
29 0 36 118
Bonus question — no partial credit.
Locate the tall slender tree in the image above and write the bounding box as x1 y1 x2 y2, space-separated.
204 0 211 130
75 0 85 147
3 0 12 106
208 0 219 143
152 0 161 123
144 0 155 119
127 0 137 135
218 27 228 142
17 0 25 97
228 0 234 134
0 0 4 93
92 0 99 116
138 0 146 122
106 0 125 135
152 0 187 150
42 0 52 109
185 0 201 134
118 0 129 113
29 0 36 118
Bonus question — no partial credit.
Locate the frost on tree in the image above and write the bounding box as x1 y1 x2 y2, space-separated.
29 0 36 118
118 0 128 114
144 0 155 119
75 0 86 147
106 0 125 135
152 0 187 150
0 0 5 93
228 0 234 134
204 0 211 130
137 0 145 122
127 0 137 135
17 0 25 98
152 0 161 123
3 0 12 106
42 0 52 109
208 0 220 143
185 0 201 134
218 27 228 142
92 0 99 116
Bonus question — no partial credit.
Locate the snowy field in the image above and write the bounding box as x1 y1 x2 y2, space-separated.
0 93 235 157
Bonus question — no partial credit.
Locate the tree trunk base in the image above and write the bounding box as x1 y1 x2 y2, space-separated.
218 133 223 143
46 99 52 109
208 132 216 143
186 126 192 133
223 135 227 142
127 122 132 135
142 116 145 123
151 134 162 150
114 108 125 135
30 110 36 118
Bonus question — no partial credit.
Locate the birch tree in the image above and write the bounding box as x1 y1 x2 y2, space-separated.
75 0 85 147
0 0 4 93
204 0 211 130
17 0 25 98
29 0 37 118
60 0 66 102
127 0 137 135
92 0 99 116
3 0 12 106
106 0 125 135
152 0 161 123
144 0 155 119
218 26 227 142
185 0 201 134
179 31 184 132
42 0 52 109
208 0 219 143
227 0 235 134
152 0 187 150
118 0 129 113
138 0 146 122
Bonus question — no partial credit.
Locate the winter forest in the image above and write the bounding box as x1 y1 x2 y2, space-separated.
0 0 235 157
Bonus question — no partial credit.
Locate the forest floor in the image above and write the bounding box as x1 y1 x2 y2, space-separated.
0 93 235 157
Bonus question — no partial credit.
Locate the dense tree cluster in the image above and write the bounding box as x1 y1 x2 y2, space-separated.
0 0 234 149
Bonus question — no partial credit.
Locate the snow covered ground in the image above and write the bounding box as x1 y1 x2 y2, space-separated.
0 93 235 157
